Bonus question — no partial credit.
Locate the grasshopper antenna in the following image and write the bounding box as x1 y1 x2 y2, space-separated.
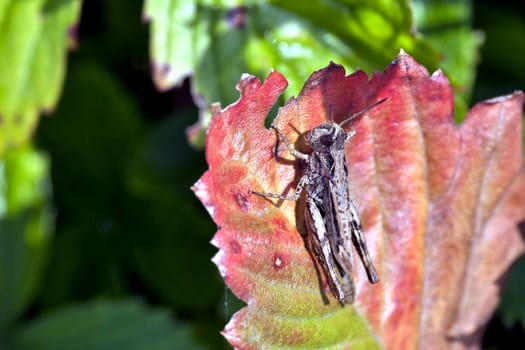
339 97 388 128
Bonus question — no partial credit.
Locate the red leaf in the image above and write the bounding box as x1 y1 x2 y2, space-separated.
193 52 525 349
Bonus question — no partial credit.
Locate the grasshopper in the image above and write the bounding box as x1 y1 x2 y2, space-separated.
250 98 386 303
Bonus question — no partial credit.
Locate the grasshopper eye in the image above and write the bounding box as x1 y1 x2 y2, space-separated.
320 134 335 145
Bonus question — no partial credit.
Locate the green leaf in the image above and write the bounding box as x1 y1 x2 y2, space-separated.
127 113 222 311
144 0 442 146
0 0 82 155
9 299 207 350
36 59 143 220
412 0 484 119
473 2 525 102
498 255 525 329
0 145 53 326
36 60 143 307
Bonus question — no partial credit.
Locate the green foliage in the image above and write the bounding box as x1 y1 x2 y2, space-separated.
412 0 484 118
0 145 53 327
0 0 82 154
145 0 482 145
146 0 440 99
9 299 206 350
36 60 144 306
499 256 525 328
36 56 222 333
474 2 525 101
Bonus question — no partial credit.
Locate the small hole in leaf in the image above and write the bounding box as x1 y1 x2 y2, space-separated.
272 252 287 270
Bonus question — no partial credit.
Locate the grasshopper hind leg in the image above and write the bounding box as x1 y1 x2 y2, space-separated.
305 198 355 304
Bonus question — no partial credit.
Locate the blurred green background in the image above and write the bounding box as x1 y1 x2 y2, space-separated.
0 0 524 349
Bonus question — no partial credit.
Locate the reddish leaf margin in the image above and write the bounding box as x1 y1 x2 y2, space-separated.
193 52 525 350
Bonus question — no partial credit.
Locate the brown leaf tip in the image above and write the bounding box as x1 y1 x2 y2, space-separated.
211 102 222 115
152 61 171 78
236 73 260 94
482 91 524 105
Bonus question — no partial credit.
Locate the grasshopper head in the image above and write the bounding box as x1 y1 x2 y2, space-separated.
305 123 346 152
